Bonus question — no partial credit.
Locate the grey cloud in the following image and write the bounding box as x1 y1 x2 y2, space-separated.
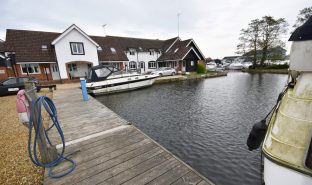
0 0 310 58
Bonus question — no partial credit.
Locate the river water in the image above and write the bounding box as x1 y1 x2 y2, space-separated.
96 72 288 185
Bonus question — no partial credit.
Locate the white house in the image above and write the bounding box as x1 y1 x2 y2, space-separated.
0 24 206 82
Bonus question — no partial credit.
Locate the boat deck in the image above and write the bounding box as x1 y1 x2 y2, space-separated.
43 88 214 185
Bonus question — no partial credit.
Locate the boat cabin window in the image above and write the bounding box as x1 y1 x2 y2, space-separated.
94 68 111 78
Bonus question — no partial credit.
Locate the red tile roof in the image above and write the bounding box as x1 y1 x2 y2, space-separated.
5 29 59 63
2 28 203 63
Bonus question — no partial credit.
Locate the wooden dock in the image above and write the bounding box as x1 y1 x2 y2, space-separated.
43 88 214 185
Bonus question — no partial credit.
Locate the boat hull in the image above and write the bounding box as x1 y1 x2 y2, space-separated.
87 76 157 95
264 158 312 185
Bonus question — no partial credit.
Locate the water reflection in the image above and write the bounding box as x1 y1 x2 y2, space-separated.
97 72 287 185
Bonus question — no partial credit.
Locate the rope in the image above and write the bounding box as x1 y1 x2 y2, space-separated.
28 96 78 178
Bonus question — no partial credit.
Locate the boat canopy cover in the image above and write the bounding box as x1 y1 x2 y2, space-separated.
289 16 312 41
87 65 119 82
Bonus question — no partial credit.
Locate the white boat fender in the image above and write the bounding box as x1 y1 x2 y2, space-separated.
16 90 29 127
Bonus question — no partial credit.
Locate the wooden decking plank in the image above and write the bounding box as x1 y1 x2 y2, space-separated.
97 153 172 185
121 157 179 185
63 127 138 152
62 129 140 155
49 135 149 174
72 149 167 185
170 171 203 185
45 142 158 185
62 126 137 151
146 164 190 185
197 180 213 185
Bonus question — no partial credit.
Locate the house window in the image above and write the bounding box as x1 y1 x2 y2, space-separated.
149 50 154 55
148 61 156 69
191 61 194 66
110 47 116 54
140 62 144 68
52 65 58 72
70 42 85 55
41 45 48 51
129 50 136 55
21 64 41 74
129 61 136 69
68 63 77 71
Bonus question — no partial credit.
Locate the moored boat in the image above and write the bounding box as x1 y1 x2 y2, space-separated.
86 65 158 95
247 16 312 185
228 62 244 70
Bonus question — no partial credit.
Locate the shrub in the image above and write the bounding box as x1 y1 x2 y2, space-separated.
197 63 206 74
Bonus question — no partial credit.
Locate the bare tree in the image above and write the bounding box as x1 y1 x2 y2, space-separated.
293 7 312 29
236 19 261 66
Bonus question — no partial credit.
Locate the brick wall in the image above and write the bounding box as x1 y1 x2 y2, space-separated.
0 67 10 80
15 63 53 81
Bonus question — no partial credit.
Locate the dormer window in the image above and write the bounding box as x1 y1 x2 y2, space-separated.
41 45 48 51
110 47 116 54
129 49 136 55
174 48 179 53
70 42 85 55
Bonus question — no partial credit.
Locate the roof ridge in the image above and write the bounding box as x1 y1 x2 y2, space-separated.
6 29 60 34
104 35 165 41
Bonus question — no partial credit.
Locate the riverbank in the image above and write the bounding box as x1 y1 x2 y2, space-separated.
155 72 227 84
242 68 288 74
0 90 52 185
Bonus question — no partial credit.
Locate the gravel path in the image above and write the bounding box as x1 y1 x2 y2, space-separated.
0 90 52 185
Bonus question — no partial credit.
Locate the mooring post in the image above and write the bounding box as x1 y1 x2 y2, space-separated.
25 82 58 164
80 78 89 101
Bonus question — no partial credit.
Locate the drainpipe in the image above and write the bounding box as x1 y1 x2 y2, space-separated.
136 50 140 73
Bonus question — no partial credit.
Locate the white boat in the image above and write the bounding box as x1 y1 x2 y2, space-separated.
242 62 253 69
86 65 158 95
228 62 244 70
206 62 217 71
247 17 312 185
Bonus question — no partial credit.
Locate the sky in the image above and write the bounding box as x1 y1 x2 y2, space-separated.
0 0 310 59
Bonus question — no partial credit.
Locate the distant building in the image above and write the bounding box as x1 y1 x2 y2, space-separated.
0 24 205 81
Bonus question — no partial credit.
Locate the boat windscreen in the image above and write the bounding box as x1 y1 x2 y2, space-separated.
94 67 111 78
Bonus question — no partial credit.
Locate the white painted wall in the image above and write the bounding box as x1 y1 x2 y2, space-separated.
126 51 161 73
54 29 99 79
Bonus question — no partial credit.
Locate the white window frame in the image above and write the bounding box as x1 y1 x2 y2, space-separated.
129 61 137 69
129 49 136 55
191 61 194 66
20 64 41 74
148 61 156 69
70 42 85 55
68 63 77 72
110 47 117 54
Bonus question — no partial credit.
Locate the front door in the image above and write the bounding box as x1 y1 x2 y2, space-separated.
140 62 145 73
50 64 60 80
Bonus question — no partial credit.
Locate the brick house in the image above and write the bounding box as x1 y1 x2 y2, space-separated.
0 24 205 82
